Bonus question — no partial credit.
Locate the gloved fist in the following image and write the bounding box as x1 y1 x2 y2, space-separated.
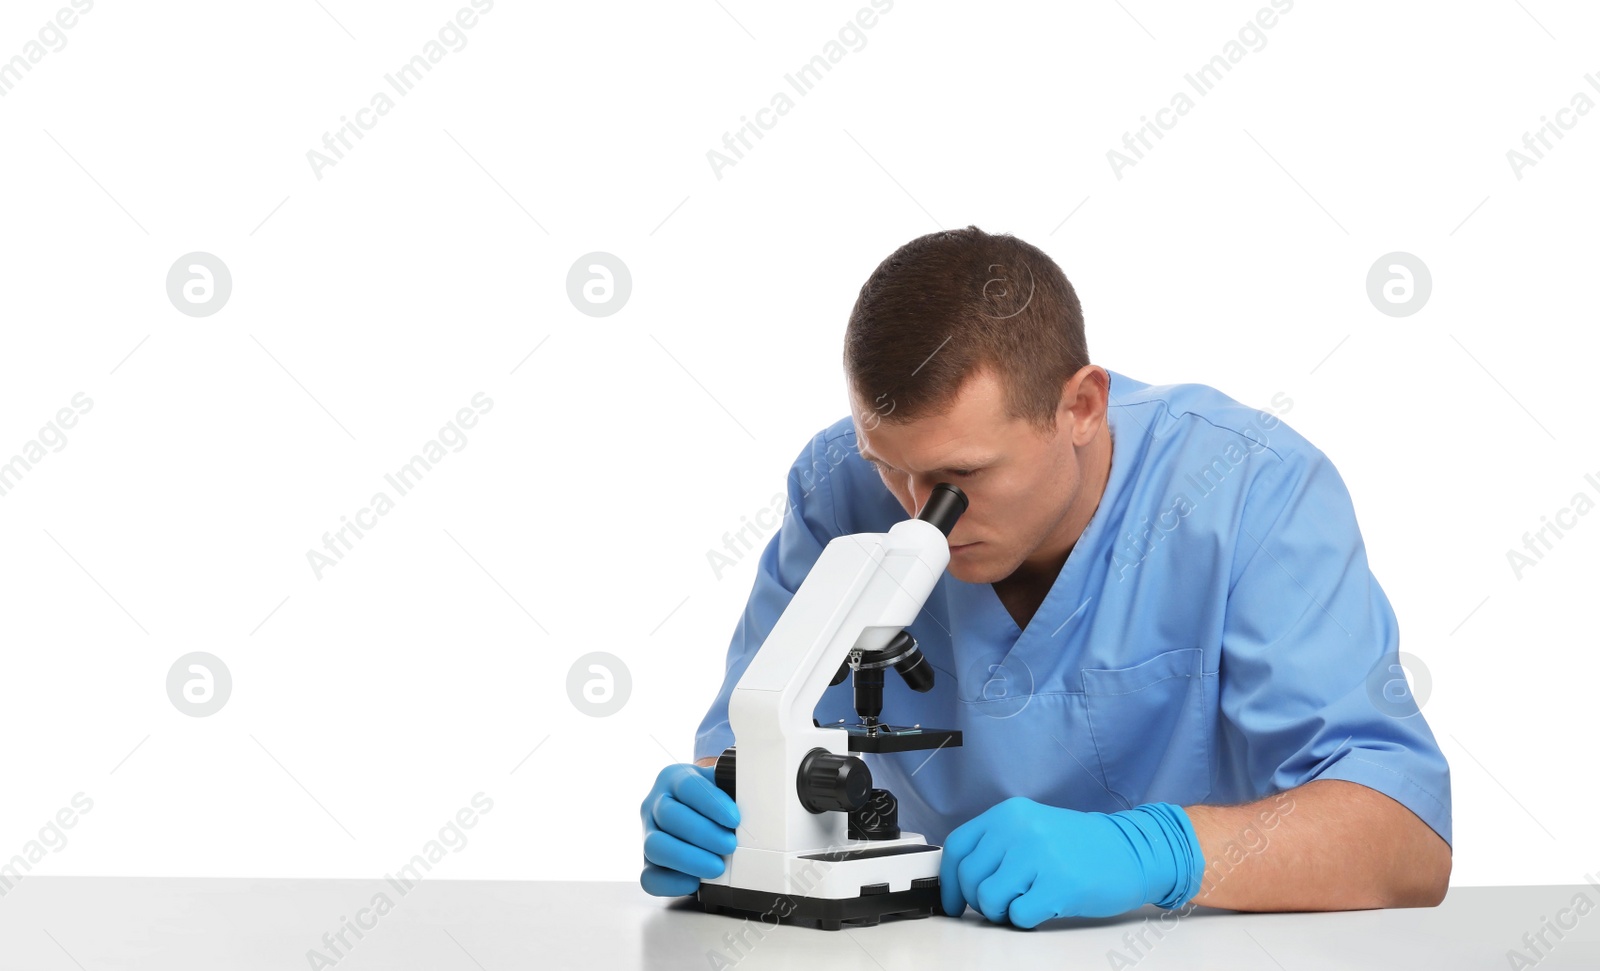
639 763 740 897
939 796 1204 927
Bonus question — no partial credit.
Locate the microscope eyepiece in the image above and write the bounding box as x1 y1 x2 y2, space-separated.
916 482 968 538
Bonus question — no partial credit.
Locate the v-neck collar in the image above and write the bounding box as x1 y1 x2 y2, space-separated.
949 370 1139 660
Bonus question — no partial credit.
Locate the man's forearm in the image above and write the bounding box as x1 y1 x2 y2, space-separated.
1182 778 1451 911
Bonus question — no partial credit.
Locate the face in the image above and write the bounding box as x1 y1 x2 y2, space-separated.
849 364 1109 585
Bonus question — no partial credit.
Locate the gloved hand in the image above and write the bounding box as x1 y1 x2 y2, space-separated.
639 763 741 897
939 796 1204 927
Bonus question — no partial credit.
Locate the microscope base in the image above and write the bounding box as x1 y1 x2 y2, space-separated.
697 876 942 931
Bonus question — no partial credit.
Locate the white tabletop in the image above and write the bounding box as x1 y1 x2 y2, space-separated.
1 878 1595 969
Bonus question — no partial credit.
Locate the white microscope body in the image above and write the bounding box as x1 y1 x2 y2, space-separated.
698 483 968 930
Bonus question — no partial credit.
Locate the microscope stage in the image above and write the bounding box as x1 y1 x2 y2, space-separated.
824 723 963 754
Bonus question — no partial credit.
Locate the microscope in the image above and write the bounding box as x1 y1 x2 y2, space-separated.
698 482 968 930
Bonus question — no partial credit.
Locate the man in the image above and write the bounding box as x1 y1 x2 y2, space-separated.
642 225 1451 926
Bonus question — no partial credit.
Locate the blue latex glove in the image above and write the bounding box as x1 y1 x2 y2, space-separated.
939 796 1204 927
639 764 741 897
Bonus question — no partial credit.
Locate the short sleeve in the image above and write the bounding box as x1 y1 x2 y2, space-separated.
1217 445 1452 847
692 429 844 762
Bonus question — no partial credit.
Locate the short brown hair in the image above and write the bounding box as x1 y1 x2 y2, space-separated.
844 225 1089 435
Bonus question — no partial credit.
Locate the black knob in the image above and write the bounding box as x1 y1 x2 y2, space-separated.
848 788 901 841
796 748 872 814
714 746 737 801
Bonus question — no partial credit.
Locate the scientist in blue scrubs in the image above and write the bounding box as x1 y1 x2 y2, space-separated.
641 225 1452 927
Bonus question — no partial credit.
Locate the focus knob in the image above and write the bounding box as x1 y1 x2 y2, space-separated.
714 746 737 801
796 748 872 814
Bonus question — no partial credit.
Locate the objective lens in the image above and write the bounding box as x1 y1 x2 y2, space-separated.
894 645 935 693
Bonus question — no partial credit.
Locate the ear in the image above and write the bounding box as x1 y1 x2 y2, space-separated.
1060 366 1109 446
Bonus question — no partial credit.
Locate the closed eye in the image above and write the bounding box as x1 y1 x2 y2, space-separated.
870 460 978 479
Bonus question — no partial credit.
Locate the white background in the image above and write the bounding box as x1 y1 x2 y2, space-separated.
0 0 1593 891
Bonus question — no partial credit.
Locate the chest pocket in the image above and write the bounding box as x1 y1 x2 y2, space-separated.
1081 648 1214 808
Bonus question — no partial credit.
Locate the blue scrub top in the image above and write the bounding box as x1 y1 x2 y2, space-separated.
694 369 1452 850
